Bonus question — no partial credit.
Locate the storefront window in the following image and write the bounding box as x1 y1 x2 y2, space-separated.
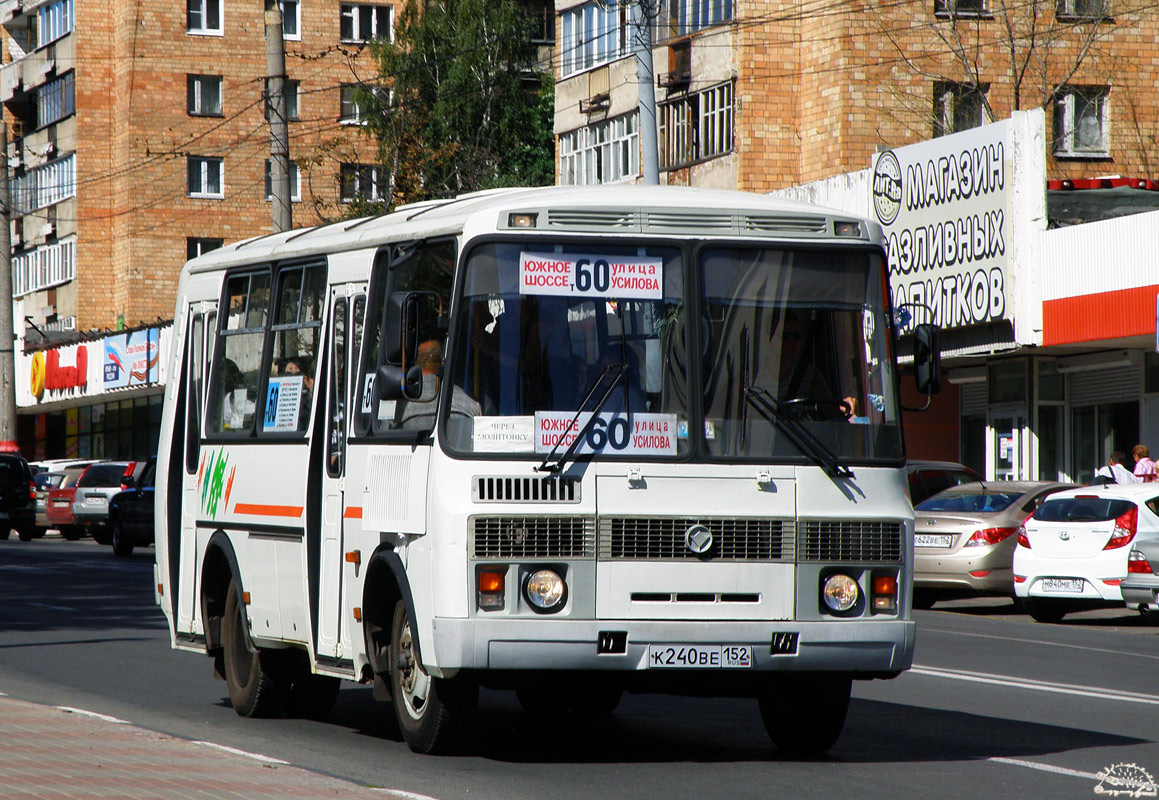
1037 360 1064 402
988 359 1027 404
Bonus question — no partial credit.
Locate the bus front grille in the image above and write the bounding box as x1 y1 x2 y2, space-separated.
598 518 792 561
471 516 595 559
797 520 904 562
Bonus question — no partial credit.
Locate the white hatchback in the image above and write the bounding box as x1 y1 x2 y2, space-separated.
1013 483 1159 622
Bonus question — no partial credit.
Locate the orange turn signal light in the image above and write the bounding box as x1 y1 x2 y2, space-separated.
479 571 504 593
872 575 897 596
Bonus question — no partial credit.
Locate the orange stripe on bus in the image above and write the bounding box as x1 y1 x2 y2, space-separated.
343 506 363 519
233 503 304 518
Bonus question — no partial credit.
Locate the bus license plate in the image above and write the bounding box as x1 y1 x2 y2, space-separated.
647 645 752 669
1043 578 1084 594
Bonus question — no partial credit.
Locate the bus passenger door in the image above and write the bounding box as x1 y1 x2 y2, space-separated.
317 286 359 662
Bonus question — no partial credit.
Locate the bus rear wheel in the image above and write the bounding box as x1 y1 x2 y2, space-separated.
223 579 289 718
390 599 476 754
758 674 851 757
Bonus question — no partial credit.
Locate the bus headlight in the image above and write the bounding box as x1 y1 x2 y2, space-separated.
524 569 566 612
822 573 860 613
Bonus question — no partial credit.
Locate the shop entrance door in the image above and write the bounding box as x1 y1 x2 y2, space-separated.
1071 402 1139 485
990 412 1026 481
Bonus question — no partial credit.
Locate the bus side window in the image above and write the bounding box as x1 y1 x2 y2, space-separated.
327 297 347 476
263 263 327 435
184 312 204 473
208 271 271 435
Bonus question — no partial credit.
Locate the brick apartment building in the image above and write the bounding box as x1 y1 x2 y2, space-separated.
554 0 1159 192
1 0 390 340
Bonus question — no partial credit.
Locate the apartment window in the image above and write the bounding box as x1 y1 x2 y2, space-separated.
560 1 630 77
1056 0 1108 17
559 113 639 185
933 82 987 136
1054 86 1109 157
658 81 733 168
11 155 75 217
38 72 75 128
264 160 302 202
265 79 300 121
655 0 733 43
11 237 76 299
187 75 223 116
340 4 393 42
187 238 223 261
339 84 387 123
339 164 388 202
934 0 987 14
187 0 223 34
281 0 301 40
188 156 224 198
37 0 73 48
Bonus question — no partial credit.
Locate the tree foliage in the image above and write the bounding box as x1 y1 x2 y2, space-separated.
357 0 554 212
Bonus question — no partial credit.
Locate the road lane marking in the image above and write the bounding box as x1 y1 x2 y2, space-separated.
989 757 1101 781
56 706 130 723
193 740 290 765
911 665 1159 706
373 791 443 800
920 626 1159 661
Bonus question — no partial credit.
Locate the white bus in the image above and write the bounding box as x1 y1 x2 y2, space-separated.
155 185 940 756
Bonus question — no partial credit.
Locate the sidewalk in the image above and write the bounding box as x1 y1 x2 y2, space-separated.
0 694 423 800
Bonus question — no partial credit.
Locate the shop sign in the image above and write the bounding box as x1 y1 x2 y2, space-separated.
870 120 1012 332
104 328 160 389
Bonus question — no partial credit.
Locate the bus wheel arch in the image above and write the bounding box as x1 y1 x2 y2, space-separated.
200 532 241 678
361 548 409 698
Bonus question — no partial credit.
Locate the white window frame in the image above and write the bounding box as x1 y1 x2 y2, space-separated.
11 237 76 299
1056 0 1108 17
339 84 388 124
1054 87 1110 158
187 0 223 35
281 0 301 40
187 74 223 116
265 160 302 202
656 0 734 41
188 156 225 198
339 163 388 202
558 113 640 186
11 155 75 217
340 4 393 43
933 82 988 137
934 0 988 15
39 72 75 127
266 79 300 122
658 81 733 169
186 237 224 261
37 0 73 49
560 1 630 77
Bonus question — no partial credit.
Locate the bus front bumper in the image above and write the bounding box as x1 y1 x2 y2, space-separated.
429 617 915 676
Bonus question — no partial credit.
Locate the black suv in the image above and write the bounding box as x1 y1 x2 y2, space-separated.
0 453 36 541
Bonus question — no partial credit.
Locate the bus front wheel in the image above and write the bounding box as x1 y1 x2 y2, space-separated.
390 599 477 754
758 673 851 757
223 579 289 718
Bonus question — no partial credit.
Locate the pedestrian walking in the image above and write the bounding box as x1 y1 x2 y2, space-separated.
1132 444 1157 482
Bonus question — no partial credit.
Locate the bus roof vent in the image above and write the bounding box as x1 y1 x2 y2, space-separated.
473 475 581 503
644 210 736 232
545 208 639 231
742 213 829 235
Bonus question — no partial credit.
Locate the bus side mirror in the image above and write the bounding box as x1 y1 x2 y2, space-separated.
375 363 425 402
383 293 420 366
913 323 941 395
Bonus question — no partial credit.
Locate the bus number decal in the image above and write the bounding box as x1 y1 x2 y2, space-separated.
534 412 677 456
519 253 663 300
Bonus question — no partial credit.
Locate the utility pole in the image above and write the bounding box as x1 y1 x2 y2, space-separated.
265 0 292 232
0 116 17 454
633 0 660 185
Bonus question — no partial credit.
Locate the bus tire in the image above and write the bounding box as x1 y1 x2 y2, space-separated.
223 579 290 718
287 673 341 720
759 674 851 757
390 599 477 754
111 518 134 557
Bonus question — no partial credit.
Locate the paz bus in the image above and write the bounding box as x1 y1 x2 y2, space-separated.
155 185 940 756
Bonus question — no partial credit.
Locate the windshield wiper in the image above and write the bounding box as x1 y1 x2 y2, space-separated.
744 387 852 479
536 362 628 474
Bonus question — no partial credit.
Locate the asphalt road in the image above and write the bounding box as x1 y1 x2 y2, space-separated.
2 537 1158 800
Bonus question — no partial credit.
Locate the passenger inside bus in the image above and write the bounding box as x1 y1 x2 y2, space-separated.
281 355 314 431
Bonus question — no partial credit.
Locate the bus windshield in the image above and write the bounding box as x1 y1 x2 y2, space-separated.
444 240 902 463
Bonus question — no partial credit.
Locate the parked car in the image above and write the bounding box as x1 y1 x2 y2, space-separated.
72 461 139 545
45 465 93 540
906 460 984 507
30 460 96 538
1013 484 1159 622
1121 536 1159 617
0 453 37 541
913 481 1074 608
108 458 156 557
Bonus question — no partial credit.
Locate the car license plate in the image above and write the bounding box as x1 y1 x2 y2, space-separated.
86 497 106 507
53 499 69 507
915 533 954 548
647 645 752 669
1043 577 1084 594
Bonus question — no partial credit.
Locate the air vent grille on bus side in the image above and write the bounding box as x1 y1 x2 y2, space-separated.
599 518 792 561
742 214 829 234
644 211 736 232
797 520 903 562
471 516 595 559
472 476 580 503
545 209 639 230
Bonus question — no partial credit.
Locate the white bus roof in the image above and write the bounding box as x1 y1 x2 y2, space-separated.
184 184 880 275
